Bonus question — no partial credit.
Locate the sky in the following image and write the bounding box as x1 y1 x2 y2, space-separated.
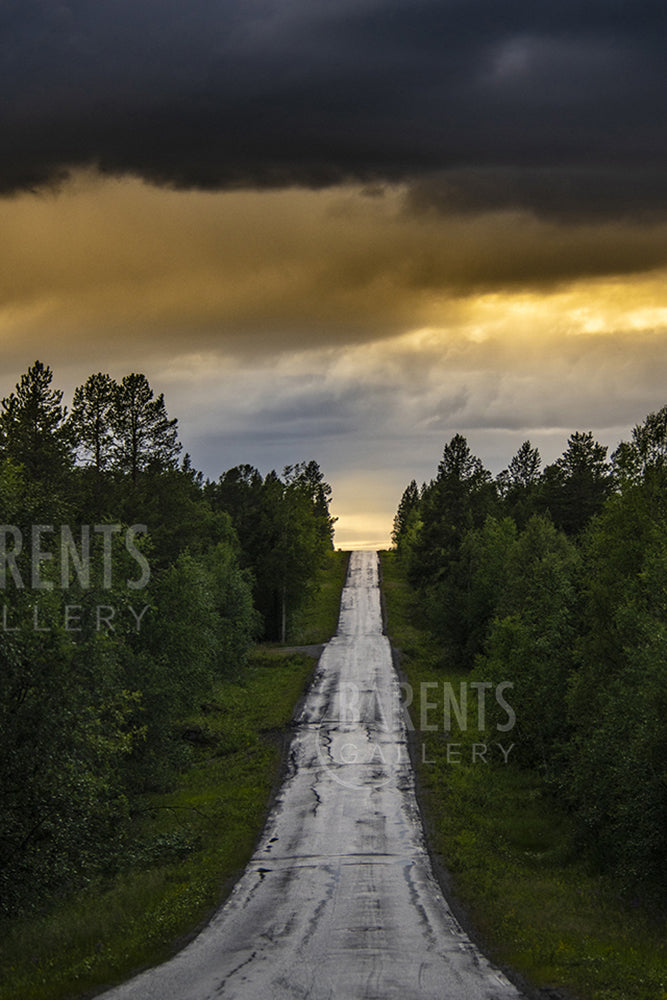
1 0 666 548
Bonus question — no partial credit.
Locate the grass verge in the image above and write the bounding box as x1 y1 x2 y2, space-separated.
380 549 666 1000
286 548 350 645
0 552 348 1000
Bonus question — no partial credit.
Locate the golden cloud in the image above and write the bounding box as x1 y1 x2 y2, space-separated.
1 172 666 375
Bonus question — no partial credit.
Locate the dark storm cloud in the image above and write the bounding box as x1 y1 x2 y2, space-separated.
1 0 665 218
406 167 667 224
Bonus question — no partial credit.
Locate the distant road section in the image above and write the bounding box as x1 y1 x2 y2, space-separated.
101 550 523 1000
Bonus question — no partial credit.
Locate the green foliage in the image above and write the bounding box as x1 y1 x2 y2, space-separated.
410 433 496 586
208 459 336 640
612 404 667 488
68 372 116 473
0 525 148 912
0 621 140 915
392 479 420 550
540 430 613 535
0 652 315 1000
286 548 350 645
0 360 329 924
567 492 667 900
403 434 497 666
112 373 181 483
202 542 261 670
457 515 518 667
471 516 579 774
496 440 542 527
392 412 667 909
0 361 72 492
380 551 667 1000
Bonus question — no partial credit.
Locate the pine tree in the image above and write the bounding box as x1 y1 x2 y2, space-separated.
0 360 71 485
111 374 181 483
497 440 542 525
283 460 336 550
392 479 420 549
412 434 495 586
69 372 117 472
612 405 667 488
541 431 612 534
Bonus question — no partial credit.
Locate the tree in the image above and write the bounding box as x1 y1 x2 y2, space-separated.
471 515 579 774
207 464 270 581
0 360 275 920
406 435 496 665
283 460 336 551
209 462 336 641
612 404 667 489
111 374 181 483
260 470 325 642
409 434 495 589
0 549 144 915
69 372 117 473
203 542 260 673
566 491 667 898
458 515 517 667
392 480 420 551
540 431 612 534
0 360 71 487
505 440 542 488
497 440 542 526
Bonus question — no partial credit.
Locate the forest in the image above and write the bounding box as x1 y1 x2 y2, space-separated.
0 361 335 919
392 417 667 910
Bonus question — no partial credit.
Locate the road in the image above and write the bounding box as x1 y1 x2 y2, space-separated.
101 550 524 1000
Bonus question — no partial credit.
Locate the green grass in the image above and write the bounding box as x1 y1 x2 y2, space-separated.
0 653 313 1000
380 549 667 1000
0 552 348 1000
286 548 350 645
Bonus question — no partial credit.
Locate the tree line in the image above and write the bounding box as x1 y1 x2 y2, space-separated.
0 361 335 917
393 418 667 907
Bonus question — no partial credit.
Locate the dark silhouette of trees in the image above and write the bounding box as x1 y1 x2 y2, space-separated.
409 434 495 587
207 460 336 640
540 431 613 534
69 372 116 473
497 440 542 526
403 434 496 667
0 360 71 488
612 404 667 489
112 373 181 483
392 479 420 551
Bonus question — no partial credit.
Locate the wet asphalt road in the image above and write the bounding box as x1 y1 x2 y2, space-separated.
100 550 524 1000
